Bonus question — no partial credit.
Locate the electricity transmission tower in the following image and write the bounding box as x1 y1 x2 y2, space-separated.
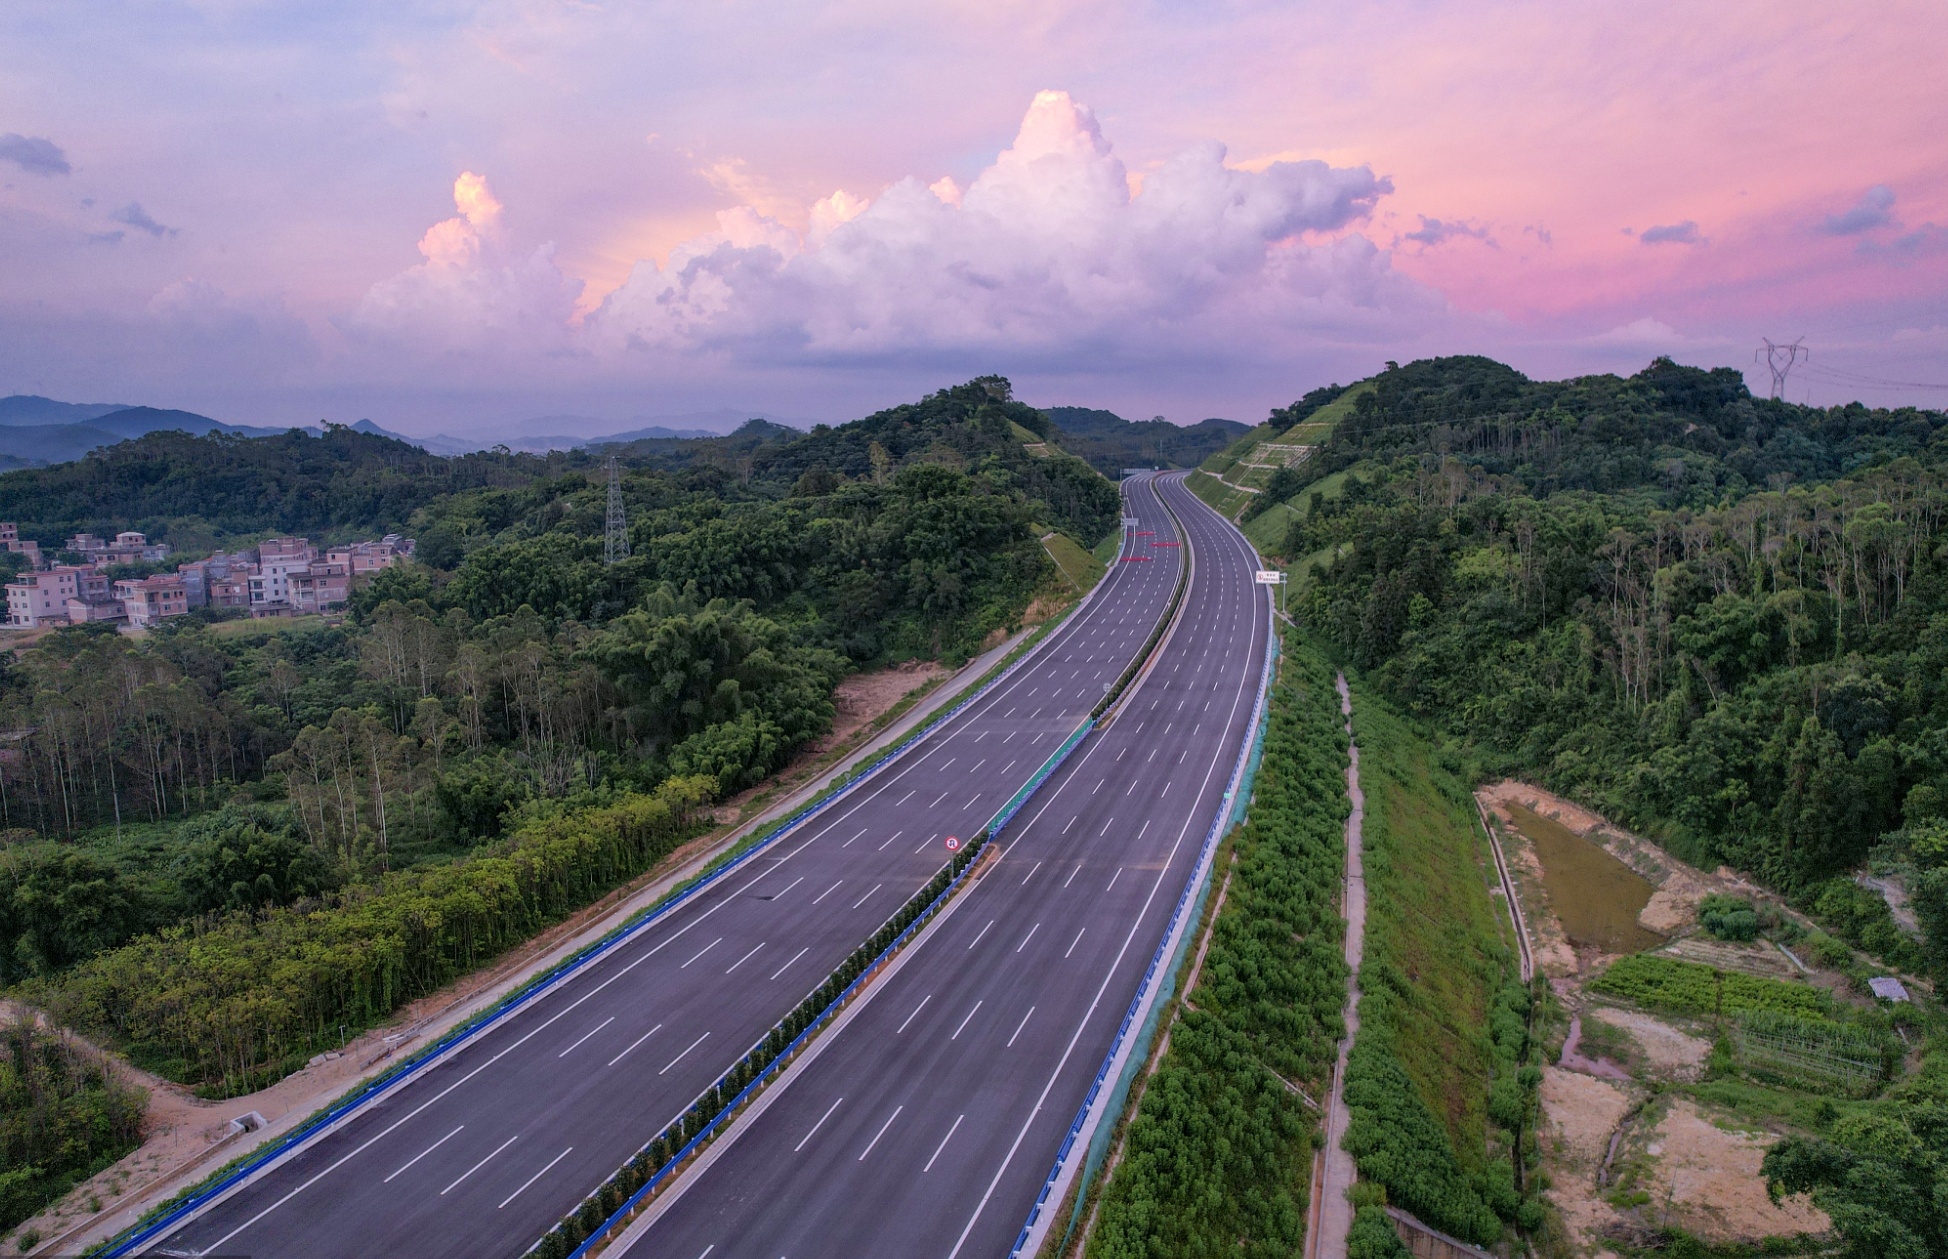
604 456 630 565
1756 337 1808 398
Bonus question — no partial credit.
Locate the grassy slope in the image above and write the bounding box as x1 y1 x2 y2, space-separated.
1041 531 1107 592
1201 383 1377 527
1342 682 1524 1246
1186 470 1253 520
1284 381 1372 442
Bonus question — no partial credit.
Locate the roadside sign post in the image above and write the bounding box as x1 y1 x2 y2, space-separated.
1254 569 1287 614
944 835 961 852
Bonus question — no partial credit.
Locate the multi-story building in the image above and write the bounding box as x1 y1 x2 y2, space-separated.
65 595 124 624
209 573 252 608
176 550 254 608
106 531 172 564
250 538 316 612
113 574 190 626
324 538 407 574
0 523 41 569
66 532 105 556
289 560 350 613
73 569 110 601
5 568 81 627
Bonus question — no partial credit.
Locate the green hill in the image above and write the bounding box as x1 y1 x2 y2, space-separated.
1043 406 1247 477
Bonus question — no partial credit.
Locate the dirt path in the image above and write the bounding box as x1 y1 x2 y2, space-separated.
1308 672 1365 1259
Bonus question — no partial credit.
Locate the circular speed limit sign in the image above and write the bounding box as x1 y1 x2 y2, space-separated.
944 835 962 852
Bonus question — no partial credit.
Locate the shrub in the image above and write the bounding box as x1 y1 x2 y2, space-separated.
1698 894 1759 941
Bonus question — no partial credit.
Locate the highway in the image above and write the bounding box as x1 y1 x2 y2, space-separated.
139 476 1185 1259
617 473 1271 1259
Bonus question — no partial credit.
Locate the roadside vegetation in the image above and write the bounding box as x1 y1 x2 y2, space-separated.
0 1016 145 1237
1085 631 1347 1259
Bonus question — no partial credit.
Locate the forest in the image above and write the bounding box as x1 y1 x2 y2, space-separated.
1266 357 1948 943
0 1016 145 1240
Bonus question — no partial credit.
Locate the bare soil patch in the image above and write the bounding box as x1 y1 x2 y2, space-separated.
1538 1066 1631 1259
823 661 947 748
1587 1007 1709 1080
1642 1099 1829 1243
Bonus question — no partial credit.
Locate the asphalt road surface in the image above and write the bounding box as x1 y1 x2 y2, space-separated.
142 476 1184 1259
618 473 1270 1259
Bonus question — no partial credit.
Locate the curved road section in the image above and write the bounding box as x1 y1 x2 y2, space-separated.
140 476 1183 1259
615 473 1271 1259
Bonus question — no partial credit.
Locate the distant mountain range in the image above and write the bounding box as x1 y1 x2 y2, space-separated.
369 419 728 457
0 396 808 466
0 396 303 468
0 395 1238 472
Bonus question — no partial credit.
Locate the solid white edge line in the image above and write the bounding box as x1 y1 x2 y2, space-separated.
950 476 1265 1259
163 478 1170 1255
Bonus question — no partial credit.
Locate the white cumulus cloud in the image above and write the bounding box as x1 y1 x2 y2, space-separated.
343 171 584 354
592 90 1429 367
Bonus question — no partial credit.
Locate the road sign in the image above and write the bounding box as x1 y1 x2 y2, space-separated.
944 835 961 851
1121 516 1138 526
1254 570 1285 584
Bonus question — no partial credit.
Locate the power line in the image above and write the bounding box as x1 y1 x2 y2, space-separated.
1756 337 1808 399
1797 362 1948 391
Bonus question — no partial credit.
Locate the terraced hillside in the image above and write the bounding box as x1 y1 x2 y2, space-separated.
1190 382 1372 522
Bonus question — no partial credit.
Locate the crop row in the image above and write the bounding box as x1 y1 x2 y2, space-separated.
1589 953 1832 1021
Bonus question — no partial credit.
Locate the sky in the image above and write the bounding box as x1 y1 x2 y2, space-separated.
2 0 1945 436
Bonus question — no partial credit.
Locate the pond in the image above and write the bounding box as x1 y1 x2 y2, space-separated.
1505 801 1665 954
